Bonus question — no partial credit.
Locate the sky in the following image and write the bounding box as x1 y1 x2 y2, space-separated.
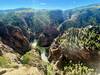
0 0 100 10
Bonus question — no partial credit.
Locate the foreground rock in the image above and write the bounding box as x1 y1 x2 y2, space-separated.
0 40 45 75
0 23 31 54
48 26 100 70
0 41 20 64
1 66 44 75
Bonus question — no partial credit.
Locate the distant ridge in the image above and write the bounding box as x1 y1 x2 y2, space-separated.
0 3 99 12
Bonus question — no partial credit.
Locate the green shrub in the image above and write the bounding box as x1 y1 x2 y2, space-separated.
43 61 96 75
0 56 10 67
46 63 54 75
63 61 95 75
21 52 33 64
42 62 55 75
21 51 42 68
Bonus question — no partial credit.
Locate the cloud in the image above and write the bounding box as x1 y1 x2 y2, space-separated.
40 2 47 5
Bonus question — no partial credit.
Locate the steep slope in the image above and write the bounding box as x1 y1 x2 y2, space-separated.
0 22 30 54
0 4 99 75
60 3 100 31
0 4 99 40
48 26 100 70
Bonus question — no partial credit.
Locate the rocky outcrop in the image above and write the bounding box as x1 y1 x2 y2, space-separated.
0 23 31 54
38 26 59 47
48 26 100 69
0 41 20 64
1 66 44 75
0 41 14 56
0 40 45 75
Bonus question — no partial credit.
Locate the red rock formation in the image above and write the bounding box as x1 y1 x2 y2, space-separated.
38 26 59 47
0 24 31 54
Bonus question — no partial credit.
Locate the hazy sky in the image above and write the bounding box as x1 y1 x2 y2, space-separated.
0 0 100 10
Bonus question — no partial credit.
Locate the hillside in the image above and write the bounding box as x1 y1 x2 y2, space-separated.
0 4 99 75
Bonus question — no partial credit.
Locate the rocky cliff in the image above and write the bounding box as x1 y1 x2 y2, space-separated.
0 23 31 54
48 26 100 70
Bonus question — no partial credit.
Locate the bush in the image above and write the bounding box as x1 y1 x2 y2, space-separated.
46 63 54 75
63 61 95 75
21 51 42 69
0 56 10 67
21 52 33 64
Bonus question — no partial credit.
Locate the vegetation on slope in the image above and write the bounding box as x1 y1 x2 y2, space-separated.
0 4 100 75
48 26 100 75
